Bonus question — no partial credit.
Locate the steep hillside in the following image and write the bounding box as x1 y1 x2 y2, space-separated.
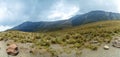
11 10 120 32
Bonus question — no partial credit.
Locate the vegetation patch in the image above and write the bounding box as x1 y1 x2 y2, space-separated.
0 20 120 56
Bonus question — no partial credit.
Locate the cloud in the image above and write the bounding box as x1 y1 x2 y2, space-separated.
0 0 120 26
0 0 58 25
47 0 79 21
0 0 27 25
0 25 12 31
77 0 118 13
0 2 8 19
112 0 120 13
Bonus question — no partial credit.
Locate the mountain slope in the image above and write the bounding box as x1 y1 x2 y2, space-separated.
1 20 120 50
12 20 72 32
71 11 120 26
11 10 120 32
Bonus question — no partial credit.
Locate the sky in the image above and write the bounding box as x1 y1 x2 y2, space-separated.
0 0 120 31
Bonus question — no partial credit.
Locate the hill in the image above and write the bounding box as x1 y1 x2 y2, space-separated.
1 20 120 50
11 10 120 32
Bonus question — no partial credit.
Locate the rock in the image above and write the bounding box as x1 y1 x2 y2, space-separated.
112 37 120 48
91 40 98 44
6 44 19 56
104 45 109 50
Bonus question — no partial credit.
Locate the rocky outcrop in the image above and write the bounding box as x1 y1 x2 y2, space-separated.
6 44 19 56
112 37 120 48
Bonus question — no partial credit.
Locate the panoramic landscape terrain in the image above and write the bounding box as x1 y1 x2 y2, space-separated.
0 11 120 57
0 0 120 57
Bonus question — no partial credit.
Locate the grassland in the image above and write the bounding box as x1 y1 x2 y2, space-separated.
0 20 120 55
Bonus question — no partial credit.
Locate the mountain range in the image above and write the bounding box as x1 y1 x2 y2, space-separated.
11 10 120 32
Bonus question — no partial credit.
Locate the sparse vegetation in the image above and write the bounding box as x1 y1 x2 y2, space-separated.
0 20 120 56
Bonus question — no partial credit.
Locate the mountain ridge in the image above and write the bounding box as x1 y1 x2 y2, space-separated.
11 10 120 32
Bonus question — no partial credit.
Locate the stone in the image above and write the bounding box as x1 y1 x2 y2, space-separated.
6 44 19 56
112 37 120 48
91 40 98 43
104 45 109 50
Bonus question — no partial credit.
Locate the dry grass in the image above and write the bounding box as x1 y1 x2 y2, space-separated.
0 20 120 50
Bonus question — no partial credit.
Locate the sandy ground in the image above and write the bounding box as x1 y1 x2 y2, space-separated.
0 41 41 57
0 41 8 57
81 44 120 57
0 41 77 57
0 41 78 57
0 41 119 57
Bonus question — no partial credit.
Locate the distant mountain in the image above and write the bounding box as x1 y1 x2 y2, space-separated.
12 20 72 32
11 10 120 32
71 11 120 26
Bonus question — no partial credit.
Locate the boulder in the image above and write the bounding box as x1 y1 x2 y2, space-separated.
112 37 120 48
6 44 19 56
104 45 109 50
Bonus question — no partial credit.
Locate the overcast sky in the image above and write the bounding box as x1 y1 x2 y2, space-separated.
0 0 120 31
